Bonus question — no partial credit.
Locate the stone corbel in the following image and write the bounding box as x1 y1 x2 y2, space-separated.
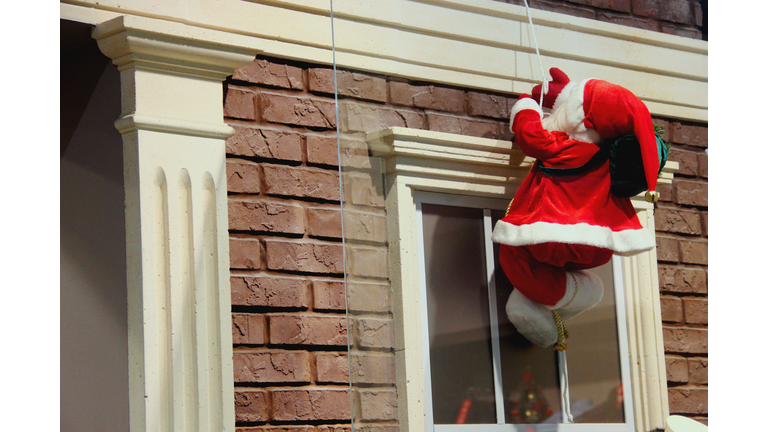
93 15 259 432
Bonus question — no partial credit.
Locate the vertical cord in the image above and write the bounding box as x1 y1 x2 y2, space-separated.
329 2 355 432
521 0 549 105
558 350 574 423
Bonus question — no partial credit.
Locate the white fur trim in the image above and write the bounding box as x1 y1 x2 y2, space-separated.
547 271 604 321
561 78 602 144
491 219 655 255
510 98 543 121
506 290 558 347
552 80 577 112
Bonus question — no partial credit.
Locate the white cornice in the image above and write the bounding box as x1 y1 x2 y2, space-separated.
63 0 707 122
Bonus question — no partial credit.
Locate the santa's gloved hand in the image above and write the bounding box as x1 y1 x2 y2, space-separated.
532 67 571 109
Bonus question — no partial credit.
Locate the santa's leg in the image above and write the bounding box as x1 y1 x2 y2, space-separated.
527 243 612 321
498 243 613 346
497 244 561 346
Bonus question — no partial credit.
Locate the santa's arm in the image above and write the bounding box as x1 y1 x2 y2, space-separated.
510 97 567 161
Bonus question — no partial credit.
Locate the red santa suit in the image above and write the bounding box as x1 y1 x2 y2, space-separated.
492 70 660 346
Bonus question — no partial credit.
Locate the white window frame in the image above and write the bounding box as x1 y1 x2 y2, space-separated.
415 191 636 432
367 127 677 432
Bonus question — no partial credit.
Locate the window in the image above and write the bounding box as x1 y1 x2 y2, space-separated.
367 127 676 432
415 191 636 431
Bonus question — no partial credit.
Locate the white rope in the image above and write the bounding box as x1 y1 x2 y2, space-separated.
558 350 574 423
521 0 549 106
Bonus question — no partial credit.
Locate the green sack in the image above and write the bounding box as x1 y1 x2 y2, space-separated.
536 132 668 198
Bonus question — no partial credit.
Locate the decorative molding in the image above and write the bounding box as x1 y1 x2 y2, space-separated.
92 14 259 432
368 127 677 432
64 0 707 122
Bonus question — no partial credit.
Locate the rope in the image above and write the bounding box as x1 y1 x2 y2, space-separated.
521 0 549 106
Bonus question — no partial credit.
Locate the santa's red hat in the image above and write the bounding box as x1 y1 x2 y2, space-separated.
532 68 571 110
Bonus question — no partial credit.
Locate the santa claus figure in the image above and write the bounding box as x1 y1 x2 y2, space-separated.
492 68 661 347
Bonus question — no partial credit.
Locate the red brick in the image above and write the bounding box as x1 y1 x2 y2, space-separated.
228 200 305 234
697 153 707 178
226 126 303 161
663 326 707 354
656 236 679 263
659 0 695 25
344 210 388 243
694 2 703 26
340 101 425 133
668 387 707 415
467 92 511 119
265 240 344 274
660 24 702 40
343 172 386 207
389 81 465 113
569 0 631 13
660 296 683 323
271 388 351 421
356 389 398 421
233 313 266 345
597 13 659 32
631 0 660 19
261 93 336 129
269 314 348 346
350 354 396 384
675 180 707 207
316 352 350 383
658 267 707 294
237 427 315 432
231 276 310 308
687 358 708 384
427 112 500 139
665 355 688 383
654 208 701 235
668 148 698 177
313 280 346 311
230 238 261 270
310 69 387 103
307 134 339 166
348 246 389 278
354 317 394 349
527 0 597 19
679 240 707 265
307 208 342 239
700 211 707 237
656 182 673 203
224 88 257 120
235 389 269 422
347 282 391 313
262 165 340 201
234 351 312 383
669 122 707 148
227 160 261 194
233 58 304 90
317 426 353 432
683 298 707 324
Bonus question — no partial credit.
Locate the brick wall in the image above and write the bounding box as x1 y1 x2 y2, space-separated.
225 56 516 431
225 53 707 428
498 0 706 40
653 119 708 425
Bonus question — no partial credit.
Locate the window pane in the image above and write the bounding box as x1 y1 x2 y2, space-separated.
422 203 496 424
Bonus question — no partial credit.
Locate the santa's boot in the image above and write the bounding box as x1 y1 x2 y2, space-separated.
506 289 558 347
546 270 604 321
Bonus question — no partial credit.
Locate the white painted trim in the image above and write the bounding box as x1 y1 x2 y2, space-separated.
92 14 258 432
62 0 707 121
371 128 676 432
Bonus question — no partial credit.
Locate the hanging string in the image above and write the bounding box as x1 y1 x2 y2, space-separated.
558 350 575 423
521 0 549 106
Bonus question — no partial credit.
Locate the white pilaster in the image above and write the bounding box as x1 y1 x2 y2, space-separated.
93 15 257 432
